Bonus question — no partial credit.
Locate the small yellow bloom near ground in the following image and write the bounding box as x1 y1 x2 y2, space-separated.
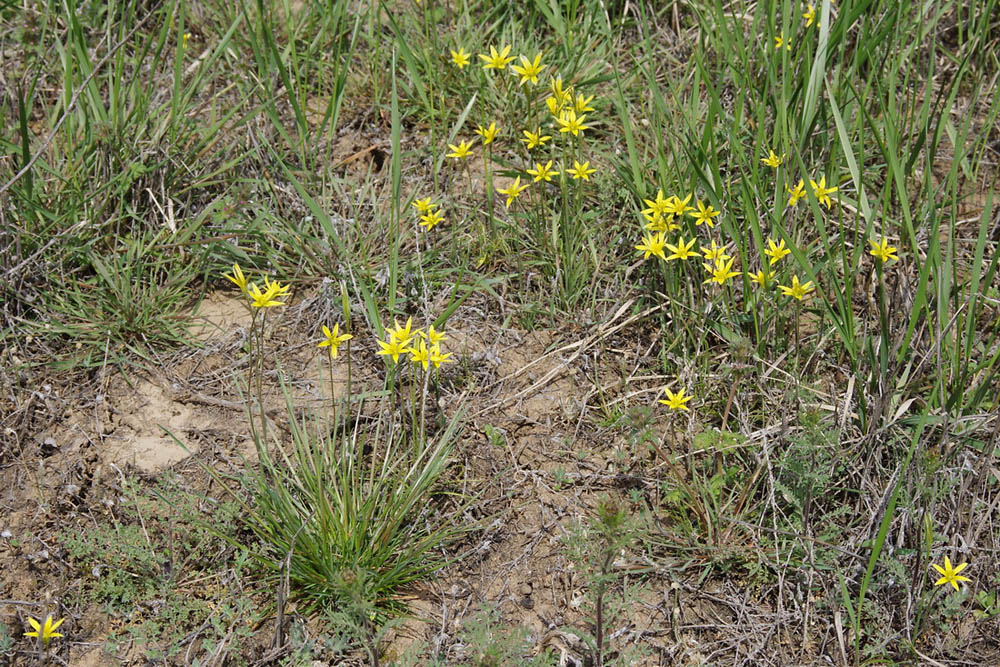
24 615 65 646
522 128 552 149
659 387 692 411
419 209 445 230
701 239 731 264
248 281 286 308
376 338 408 363
809 176 838 208
932 557 971 591
643 211 679 233
665 194 695 217
263 276 291 298
408 338 430 370
779 275 815 300
419 324 446 346
412 197 437 213
764 238 791 265
511 52 545 84
787 179 807 206
475 122 499 145
567 160 596 180
690 200 721 227
446 139 475 159
449 47 470 68
550 75 572 107
556 109 590 137
803 4 816 27
775 32 791 51
479 44 514 70
224 263 248 293
389 317 416 347
318 324 352 358
665 236 700 262
429 344 454 368
497 176 529 207
761 150 784 168
704 258 741 285
869 237 899 263
636 232 667 261
642 189 671 219
574 93 595 113
750 270 773 287
527 161 558 182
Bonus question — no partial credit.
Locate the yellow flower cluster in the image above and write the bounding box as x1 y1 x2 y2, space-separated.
412 197 444 231
376 317 454 370
224 263 291 308
446 44 600 210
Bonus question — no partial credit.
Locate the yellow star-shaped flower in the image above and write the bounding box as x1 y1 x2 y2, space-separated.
869 237 898 263
449 47 470 68
778 275 816 300
932 556 971 592
511 52 545 85
479 44 515 70
318 323 353 358
658 387 693 411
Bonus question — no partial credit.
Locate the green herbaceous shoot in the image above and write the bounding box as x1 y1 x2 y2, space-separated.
1 0 998 663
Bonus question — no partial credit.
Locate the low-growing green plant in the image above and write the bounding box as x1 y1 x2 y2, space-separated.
562 496 651 666
58 476 248 658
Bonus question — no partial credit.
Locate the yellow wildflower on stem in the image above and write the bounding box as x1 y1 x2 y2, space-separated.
574 92 595 113
787 179 807 206
635 232 667 262
511 52 545 85
778 275 815 300
25 615 65 646
389 317 416 347
701 240 731 264
419 209 445 230
659 387 693 411
446 139 475 159
497 176 529 208
248 281 286 308
224 263 249 293
419 324 446 346
750 269 773 287
665 236 700 262
775 32 791 50
479 44 515 70
376 338 408 364
449 47 471 68
556 109 590 137
318 324 353 358
869 237 899 263
703 258 741 285
761 150 784 168
522 128 551 149
412 197 437 214
932 557 971 592
429 344 454 368
690 200 721 227
642 189 671 219
665 194 694 217
408 338 430 370
809 176 838 208
475 122 499 145
567 160 595 180
803 4 816 27
526 160 558 183
763 238 791 265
